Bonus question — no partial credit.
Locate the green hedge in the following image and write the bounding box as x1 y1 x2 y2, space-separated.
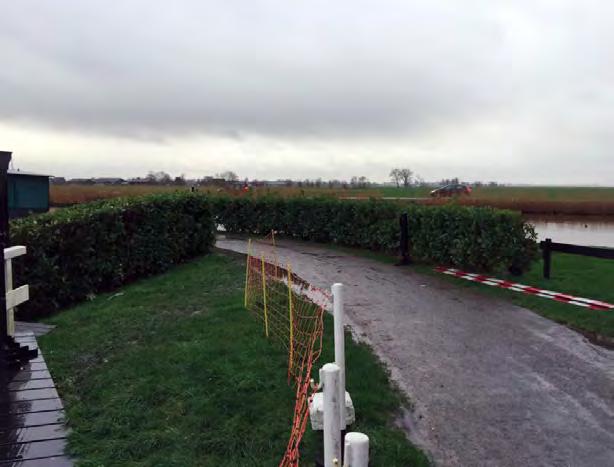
11 193 215 319
212 196 537 273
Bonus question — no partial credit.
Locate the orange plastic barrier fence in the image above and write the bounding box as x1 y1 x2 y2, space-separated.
244 232 327 466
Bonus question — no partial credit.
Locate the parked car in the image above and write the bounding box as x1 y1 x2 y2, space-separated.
430 184 472 197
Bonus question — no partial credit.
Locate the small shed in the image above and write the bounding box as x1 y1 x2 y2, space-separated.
8 170 50 218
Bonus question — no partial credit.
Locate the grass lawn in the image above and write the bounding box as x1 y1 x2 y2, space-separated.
373 185 614 202
39 253 429 466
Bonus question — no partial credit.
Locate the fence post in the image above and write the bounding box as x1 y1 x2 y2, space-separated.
344 432 369 467
244 239 252 308
543 238 552 279
331 283 346 430
322 363 342 467
398 213 410 265
287 263 294 373
261 254 269 337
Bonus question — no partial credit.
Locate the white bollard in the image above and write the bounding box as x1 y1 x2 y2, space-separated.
322 363 342 467
344 432 369 467
331 283 346 430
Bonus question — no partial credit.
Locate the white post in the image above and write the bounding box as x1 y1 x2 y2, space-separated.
344 432 369 467
322 363 342 467
4 257 13 337
331 283 346 429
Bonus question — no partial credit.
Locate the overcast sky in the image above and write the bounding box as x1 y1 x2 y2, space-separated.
1 1 613 184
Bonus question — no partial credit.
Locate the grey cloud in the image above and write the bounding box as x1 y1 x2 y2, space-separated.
1 1 521 139
1 0 613 185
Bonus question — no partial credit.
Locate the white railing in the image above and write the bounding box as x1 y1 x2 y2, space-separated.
4 246 29 337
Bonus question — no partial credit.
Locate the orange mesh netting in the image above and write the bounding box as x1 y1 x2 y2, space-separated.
244 232 329 466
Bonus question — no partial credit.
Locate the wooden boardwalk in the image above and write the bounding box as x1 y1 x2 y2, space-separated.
0 331 72 466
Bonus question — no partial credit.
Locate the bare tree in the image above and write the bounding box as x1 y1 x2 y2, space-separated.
398 169 413 187
390 168 413 187
414 174 427 186
350 176 370 188
389 168 401 187
216 171 239 182
146 171 172 184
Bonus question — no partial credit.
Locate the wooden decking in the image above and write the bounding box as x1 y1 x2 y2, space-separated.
0 331 72 466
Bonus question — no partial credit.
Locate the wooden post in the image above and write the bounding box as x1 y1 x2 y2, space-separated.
398 213 410 265
0 151 37 369
543 238 552 279
0 152 10 344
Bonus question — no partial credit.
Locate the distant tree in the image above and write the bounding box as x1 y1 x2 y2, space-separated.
389 168 402 187
390 168 413 187
146 171 172 185
217 171 239 182
439 177 460 186
351 176 370 189
173 174 186 186
398 169 413 187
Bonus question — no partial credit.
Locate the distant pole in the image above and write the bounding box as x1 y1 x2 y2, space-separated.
0 152 11 344
398 213 410 265
542 238 552 279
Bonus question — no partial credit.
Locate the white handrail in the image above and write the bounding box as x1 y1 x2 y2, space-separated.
4 245 28 336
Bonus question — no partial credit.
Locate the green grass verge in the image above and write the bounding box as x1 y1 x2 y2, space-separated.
370 185 614 201
39 253 429 466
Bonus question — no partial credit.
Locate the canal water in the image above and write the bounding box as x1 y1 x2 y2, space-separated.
526 215 614 248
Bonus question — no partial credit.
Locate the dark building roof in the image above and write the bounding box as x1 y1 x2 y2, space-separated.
8 170 51 178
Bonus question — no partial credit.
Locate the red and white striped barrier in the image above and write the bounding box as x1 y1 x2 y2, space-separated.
434 267 614 311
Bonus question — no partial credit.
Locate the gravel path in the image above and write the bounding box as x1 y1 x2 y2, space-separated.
217 237 614 467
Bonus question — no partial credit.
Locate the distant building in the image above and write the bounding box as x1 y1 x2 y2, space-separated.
8 170 50 218
50 176 66 185
93 177 125 185
68 178 95 185
263 180 287 187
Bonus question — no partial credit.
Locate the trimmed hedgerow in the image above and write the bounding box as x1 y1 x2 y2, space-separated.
212 196 537 273
11 193 215 319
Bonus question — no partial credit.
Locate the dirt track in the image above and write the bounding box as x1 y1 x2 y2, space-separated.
217 237 614 467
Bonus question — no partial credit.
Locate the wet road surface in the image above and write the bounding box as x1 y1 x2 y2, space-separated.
217 237 614 467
